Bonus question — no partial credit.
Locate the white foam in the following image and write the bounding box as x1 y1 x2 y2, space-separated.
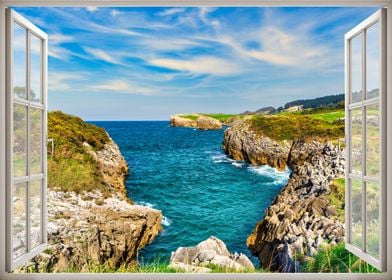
248 165 291 185
211 153 235 163
138 201 155 208
162 216 172 227
232 162 244 168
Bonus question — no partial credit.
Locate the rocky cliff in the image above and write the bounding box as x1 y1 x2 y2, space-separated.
222 120 345 272
170 114 222 130
17 112 162 272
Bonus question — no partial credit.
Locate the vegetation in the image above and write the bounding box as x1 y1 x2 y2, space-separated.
179 113 240 123
326 178 345 222
283 94 344 110
303 243 380 273
249 109 344 142
48 111 109 194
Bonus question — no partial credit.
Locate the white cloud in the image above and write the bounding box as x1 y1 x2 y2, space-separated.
49 72 87 91
86 6 99 12
84 47 120 64
157 8 186 17
111 9 121 17
148 56 240 76
93 80 155 95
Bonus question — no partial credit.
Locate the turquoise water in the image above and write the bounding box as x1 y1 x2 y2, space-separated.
92 121 290 265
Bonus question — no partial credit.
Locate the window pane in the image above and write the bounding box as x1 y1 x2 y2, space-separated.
30 34 42 103
13 23 27 100
31 180 42 249
13 182 26 259
351 34 363 103
351 179 363 249
366 21 380 99
31 108 42 174
366 181 380 259
13 104 27 177
350 108 362 174
366 104 380 176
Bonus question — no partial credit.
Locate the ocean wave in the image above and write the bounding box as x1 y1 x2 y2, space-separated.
211 153 235 163
248 165 291 185
162 216 172 227
138 201 156 208
232 162 244 168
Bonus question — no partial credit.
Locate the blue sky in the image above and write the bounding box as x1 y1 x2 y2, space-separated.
15 7 379 120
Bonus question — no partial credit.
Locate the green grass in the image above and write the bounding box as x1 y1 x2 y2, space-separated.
303 243 380 273
48 111 109 195
249 112 344 142
178 113 240 123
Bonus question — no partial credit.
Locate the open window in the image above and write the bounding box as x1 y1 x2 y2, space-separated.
345 8 387 271
5 9 48 271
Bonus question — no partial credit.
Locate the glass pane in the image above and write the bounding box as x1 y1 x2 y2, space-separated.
350 108 362 174
13 23 27 100
13 104 27 177
366 21 380 99
366 104 380 177
351 34 363 103
31 108 42 174
13 182 26 259
30 34 42 103
351 179 363 249
31 180 42 249
366 181 380 259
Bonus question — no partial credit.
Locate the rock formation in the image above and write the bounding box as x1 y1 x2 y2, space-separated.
222 120 345 272
170 114 222 130
17 133 162 272
169 236 255 272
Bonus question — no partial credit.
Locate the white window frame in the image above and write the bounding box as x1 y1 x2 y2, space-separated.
0 1 391 280
5 9 48 272
344 9 387 271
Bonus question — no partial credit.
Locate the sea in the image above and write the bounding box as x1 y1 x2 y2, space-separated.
91 121 291 265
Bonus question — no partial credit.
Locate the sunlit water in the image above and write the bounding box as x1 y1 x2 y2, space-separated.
92 121 291 265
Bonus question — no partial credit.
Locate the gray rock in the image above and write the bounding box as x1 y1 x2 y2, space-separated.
170 236 255 272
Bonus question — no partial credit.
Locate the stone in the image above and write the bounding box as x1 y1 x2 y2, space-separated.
170 236 255 272
223 120 345 272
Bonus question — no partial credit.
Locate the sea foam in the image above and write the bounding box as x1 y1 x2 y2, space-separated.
248 165 291 185
162 216 172 227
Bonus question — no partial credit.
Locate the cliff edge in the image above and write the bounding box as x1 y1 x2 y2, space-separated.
222 117 345 272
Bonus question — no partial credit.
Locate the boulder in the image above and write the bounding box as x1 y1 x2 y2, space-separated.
169 236 255 272
170 114 222 130
170 115 197 128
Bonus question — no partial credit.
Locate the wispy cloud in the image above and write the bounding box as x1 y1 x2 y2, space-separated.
93 80 156 95
84 47 121 65
157 7 186 17
49 72 88 91
149 56 240 76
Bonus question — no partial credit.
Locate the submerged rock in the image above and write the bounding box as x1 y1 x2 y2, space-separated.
169 236 255 272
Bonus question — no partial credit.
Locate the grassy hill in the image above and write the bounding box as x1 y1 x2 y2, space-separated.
48 111 109 194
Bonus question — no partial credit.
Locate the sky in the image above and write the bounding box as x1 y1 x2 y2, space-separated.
14 6 379 120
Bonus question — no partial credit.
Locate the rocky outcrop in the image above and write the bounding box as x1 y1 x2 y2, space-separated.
222 121 290 171
17 129 162 272
169 237 255 272
170 114 222 130
19 190 162 272
85 136 129 200
222 120 345 272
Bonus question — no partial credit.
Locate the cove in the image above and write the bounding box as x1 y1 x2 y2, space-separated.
92 121 291 265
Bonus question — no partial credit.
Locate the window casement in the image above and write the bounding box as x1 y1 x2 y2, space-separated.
5 9 48 271
345 8 387 271
0 1 390 279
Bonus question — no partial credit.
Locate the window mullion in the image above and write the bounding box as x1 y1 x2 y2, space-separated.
361 28 367 254
25 29 31 253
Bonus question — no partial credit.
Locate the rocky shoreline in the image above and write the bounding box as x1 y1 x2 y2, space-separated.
17 134 162 272
222 120 345 272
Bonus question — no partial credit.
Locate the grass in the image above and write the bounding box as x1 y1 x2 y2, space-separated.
48 111 109 195
303 243 380 273
178 113 240 123
249 112 344 142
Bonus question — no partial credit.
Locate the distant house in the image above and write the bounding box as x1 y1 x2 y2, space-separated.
285 105 304 112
